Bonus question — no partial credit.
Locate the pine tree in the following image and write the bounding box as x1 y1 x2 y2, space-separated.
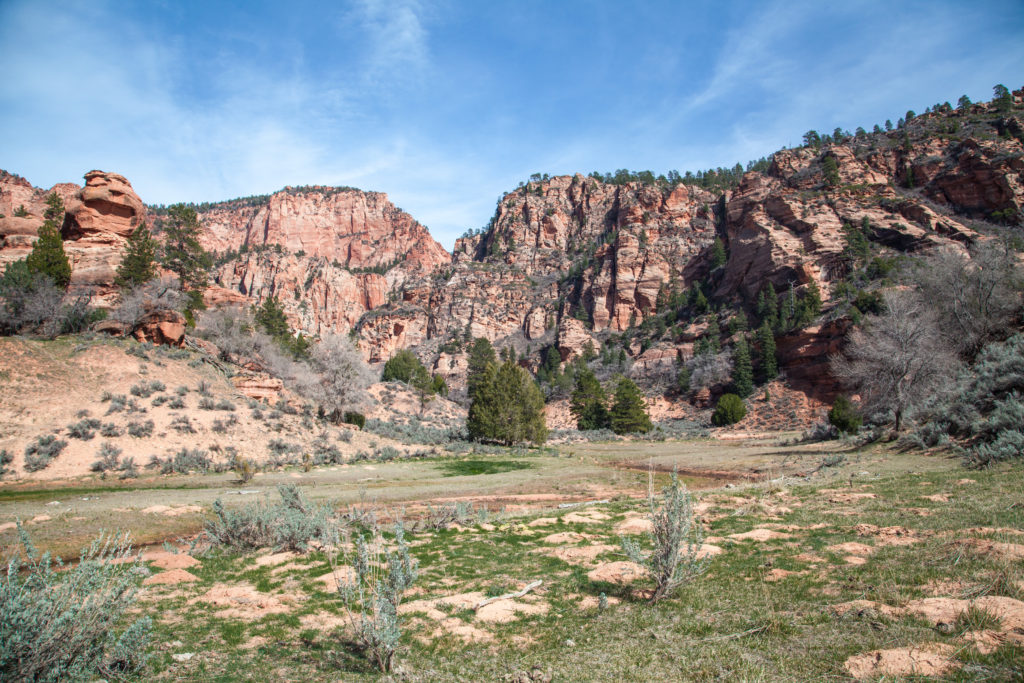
711 238 727 268
25 193 71 290
570 367 610 430
115 223 158 289
160 204 211 291
254 295 291 339
757 283 778 329
957 95 972 110
467 361 547 445
993 84 1012 113
778 283 797 332
702 316 721 354
798 279 822 325
756 322 778 382
731 336 753 398
822 155 840 187
609 376 652 434
693 289 708 313
466 337 497 400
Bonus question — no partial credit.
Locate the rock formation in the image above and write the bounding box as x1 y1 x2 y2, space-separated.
0 170 148 306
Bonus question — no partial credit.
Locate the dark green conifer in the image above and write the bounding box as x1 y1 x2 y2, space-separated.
731 336 753 398
25 192 71 290
570 367 610 430
609 376 652 434
115 223 158 289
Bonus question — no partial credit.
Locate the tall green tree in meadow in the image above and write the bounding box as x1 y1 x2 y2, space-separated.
466 337 497 400
467 360 547 445
609 376 652 434
570 367 610 430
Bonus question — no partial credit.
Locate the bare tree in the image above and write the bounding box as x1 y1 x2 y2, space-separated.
687 350 733 392
831 290 958 431
307 334 375 422
911 241 1023 358
110 277 186 326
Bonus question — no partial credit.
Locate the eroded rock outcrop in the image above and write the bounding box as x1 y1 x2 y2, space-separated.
0 170 148 306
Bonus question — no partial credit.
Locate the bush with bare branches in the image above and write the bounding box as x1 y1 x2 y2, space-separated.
831 290 958 431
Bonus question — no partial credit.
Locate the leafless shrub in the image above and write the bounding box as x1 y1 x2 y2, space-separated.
910 242 1023 359
831 290 959 431
110 277 186 326
195 306 258 359
305 334 374 422
687 350 733 392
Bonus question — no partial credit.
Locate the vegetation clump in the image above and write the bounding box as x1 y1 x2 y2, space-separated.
621 471 709 603
336 523 418 673
1 528 151 682
711 393 746 426
203 484 337 552
24 435 67 472
828 395 862 434
467 359 547 445
609 377 652 434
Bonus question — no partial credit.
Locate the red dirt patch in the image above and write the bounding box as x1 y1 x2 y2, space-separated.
587 561 647 584
852 524 921 546
827 492 877 504
826 541 874 556
614 517 653 535
541 531 591 544
143 569 199 585
189 584 299 620
146 551 200 570
535 544 617 566
843 643 959 679
728 528 792 542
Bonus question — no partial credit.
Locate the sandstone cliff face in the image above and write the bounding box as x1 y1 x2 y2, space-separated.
198 187 449 274
460 175 718 332
199 186 450 343
0 170 147 306
714 105 1022 304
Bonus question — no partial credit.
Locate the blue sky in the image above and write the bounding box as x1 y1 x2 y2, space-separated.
1 1 1022 249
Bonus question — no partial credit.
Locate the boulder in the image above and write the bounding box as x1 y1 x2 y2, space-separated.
132 309 186 347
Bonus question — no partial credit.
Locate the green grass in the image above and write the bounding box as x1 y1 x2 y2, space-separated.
436 458 535 477
111 459 1024 681
4 432 1022 681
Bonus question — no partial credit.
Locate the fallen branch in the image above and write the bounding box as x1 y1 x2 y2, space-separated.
475 580 542 610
